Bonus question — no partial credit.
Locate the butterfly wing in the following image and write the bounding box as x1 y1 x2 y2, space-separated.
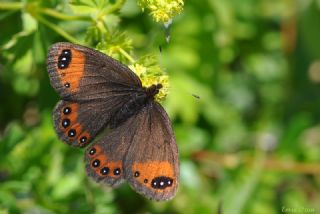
48 42 143 147
47 42 141 101
52 95 133 147
84 101 179 200
124 102 179 201
84 112 140 186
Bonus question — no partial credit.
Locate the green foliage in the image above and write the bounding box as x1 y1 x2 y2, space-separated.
1 0 320 213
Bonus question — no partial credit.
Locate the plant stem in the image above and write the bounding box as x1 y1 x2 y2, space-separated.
39 8 91 21
118 47 135 63
0 2 23 10
35 15 80 44
105 0 125 14
192 150 320 176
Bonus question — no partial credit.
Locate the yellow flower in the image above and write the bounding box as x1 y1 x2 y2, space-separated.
129 63 169 102
138 0 184 23
128 64 146 76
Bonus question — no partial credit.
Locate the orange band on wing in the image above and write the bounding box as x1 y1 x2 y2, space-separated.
132 161 175 190
88 152 123 178
59 103 79 130
133 161 174 178
58 103 91 145
55 48 85 93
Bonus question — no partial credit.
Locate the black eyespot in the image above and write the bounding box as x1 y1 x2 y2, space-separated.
63 107 71 115
144 179 148 183
63 50 71 56
92 159 100 168
113 168 121 176
62 119 70 128
134 171 140 177
64 82 70 88
151 176 173 189
68 129 76 137
89 147 96 155
100 167 109 175
80 136 87 143
58 49 72 69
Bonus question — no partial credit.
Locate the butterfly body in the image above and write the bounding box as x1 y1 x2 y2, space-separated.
109 84 162 129
47 42 179 201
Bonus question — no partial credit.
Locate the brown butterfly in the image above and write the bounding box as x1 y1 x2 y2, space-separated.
47 42 179 201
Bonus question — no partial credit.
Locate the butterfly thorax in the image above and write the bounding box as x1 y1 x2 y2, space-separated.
109 84 162 129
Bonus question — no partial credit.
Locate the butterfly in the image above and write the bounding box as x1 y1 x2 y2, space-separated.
47 42 179 201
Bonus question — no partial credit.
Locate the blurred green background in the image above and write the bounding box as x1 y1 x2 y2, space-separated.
1 0 320 213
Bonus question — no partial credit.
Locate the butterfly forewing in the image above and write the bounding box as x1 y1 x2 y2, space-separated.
47 42 142 101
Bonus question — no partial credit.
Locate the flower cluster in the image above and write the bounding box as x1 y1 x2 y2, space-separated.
129 62 169 102
138 0 184 23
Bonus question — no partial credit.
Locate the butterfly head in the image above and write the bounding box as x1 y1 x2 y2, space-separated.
145 84 163 99
129 63 169 102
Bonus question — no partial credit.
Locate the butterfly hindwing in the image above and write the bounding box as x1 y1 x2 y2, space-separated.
84 101 179 200
84 113 139 186
47 42 142 101
124 102 179 201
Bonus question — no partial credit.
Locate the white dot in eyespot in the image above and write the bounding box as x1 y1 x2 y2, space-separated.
62 57 67 61
153 182 157 186
167 180 171 185
61 64 65 67
160 181 164 186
